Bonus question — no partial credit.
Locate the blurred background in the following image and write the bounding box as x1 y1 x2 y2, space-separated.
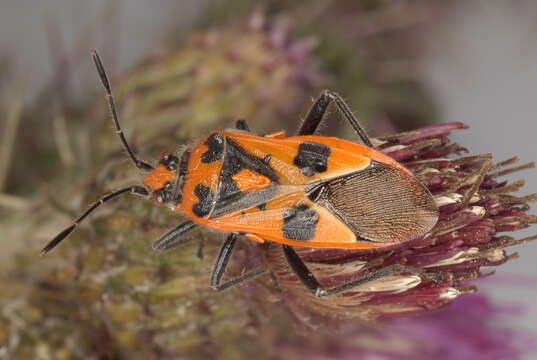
1 0 536 359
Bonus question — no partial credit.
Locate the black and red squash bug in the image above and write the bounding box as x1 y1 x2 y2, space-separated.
42 51 440 297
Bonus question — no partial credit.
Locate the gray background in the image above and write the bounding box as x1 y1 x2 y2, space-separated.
1 0 536 345
422 1 537 339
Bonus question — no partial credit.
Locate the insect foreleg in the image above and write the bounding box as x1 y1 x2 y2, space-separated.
152 220 198 251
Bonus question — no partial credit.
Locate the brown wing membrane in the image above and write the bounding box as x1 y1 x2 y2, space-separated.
316 163 438 244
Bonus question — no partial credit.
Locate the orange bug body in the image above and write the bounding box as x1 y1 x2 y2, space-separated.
145 131 437 250
42 51 440 297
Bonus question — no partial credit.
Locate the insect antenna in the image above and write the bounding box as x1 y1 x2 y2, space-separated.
40 186 149 256
91 50 153 171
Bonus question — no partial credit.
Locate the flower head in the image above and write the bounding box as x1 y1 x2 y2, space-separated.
264 122 537 322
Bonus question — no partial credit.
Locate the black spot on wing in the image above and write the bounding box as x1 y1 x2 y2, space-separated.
227 139 278 183
257 203 267 211
282 203 319 241
192 184 214 218
293 142 331 177
201 132 224 163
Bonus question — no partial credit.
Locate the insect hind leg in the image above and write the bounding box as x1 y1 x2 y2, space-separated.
297 92 331 136
235 119 251 132
283 245 446 297
298 90 373 148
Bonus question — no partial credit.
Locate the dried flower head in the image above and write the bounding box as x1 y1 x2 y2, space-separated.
264 122 537 322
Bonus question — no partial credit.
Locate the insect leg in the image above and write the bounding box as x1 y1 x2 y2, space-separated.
282 245 324 292
40 186 149 256
268 269 282 293
298 90 373 148
236 119 251 132
297 92 331 135
318 264 446 297
283 245 445 297
152 221 197 251
324 91 373 147
197 237 205 259
210 233 271 292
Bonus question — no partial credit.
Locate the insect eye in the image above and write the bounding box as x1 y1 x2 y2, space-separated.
152 186 172 207
152 192 164 206
158 151 179 170
158 151 171 162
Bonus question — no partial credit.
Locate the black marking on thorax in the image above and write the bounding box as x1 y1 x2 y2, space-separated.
210 136 280 218
219 153 242 197
201 132 225 163
293 141 331 177
282 203 319 241
173 150 191 205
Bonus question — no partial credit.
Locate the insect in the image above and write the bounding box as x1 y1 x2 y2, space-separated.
41 51 440 297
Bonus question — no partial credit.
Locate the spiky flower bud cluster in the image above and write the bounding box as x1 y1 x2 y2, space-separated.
265 122 536 323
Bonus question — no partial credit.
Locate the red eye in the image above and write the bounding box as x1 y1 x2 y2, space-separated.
159 151 171 162
152 192 164 206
